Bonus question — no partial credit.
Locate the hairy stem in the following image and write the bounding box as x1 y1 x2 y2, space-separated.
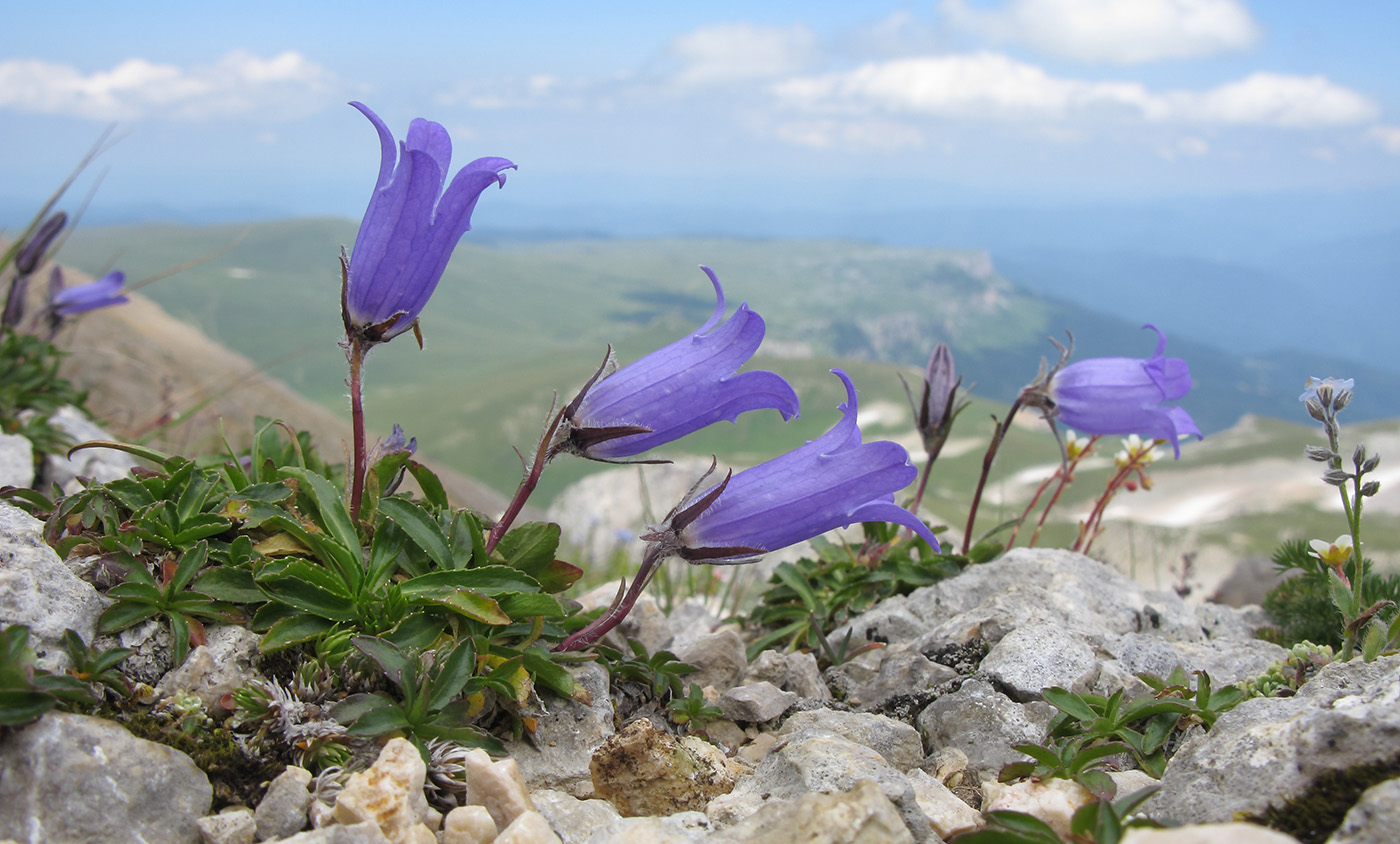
486 406 567 556
962 398 1022 555
555 544 666 651
347 336 368 523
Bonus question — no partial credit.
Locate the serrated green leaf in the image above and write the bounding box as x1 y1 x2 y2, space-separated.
410 589 510 625
352 636 413 690
499 592 566 619
378 497 453 571
259 614 334 651
427 640 478 711
495 522 560 578
195 567 263 604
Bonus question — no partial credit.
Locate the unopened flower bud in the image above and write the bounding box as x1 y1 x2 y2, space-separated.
15 212 67 276
1334 389 1352 412
1322 467 1352 486
1304 445 1337 462
1315 383 1335 408
1361 454 1381 474
1361 480 1381 497
1305 399 1327 423
1353 444 1367 467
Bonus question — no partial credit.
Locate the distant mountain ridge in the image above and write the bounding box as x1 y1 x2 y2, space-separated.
55 219 1399 500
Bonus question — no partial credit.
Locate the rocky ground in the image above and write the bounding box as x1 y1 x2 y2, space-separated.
4 478 1399 844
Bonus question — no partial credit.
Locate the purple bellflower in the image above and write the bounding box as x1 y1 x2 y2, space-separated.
50 270 128 318
659 368 940 562
342 101 515 347
1048 324 1201 458
552 266 800 461
557 369 936 651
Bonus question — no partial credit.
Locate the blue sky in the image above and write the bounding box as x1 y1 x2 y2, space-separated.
4 0 1400 226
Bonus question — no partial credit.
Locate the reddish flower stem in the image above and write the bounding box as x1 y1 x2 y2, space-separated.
555 544 666 651
485 406 567 556
962 398 1022 555
347 336 368 523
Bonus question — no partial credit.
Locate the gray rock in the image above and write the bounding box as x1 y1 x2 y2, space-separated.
783 651 832 701
1149 654 1400 835
255 766 313 841
585 812 711 844
673 629 748 692
157 624 264 714
709 779 917 844
505 662 615 798
270 823 390 844
777 710 926 772
0 433 34 489
980 623 1099 702
39 405 138 492
662 599 721 654
707 730 933 842
827 594 924 650
838 647 958 709
917 679 1054 781
531 789 623 844
1327 777 1400 844
719 681 797 723
197 807 257 844
0 712 212 844
903 549 1203 651
1209 556 1288 607
0 501 107 672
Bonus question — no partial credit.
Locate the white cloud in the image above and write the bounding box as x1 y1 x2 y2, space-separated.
669 23 819 86
774 119 924 151
774 53 1157 120
941 0 1260 64
0 50 334 121
1158 136 1210 160
1167 73 1378 127
1366 125 1400 154
774 54 1376 130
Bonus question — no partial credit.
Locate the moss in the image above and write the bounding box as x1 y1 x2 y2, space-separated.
1250 754 1400 844
115 709 282 809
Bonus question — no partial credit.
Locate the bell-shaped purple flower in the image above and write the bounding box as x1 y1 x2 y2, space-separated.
554 266 800 461
342 101 515 345
658 368 939 562
1049 324 1201 458
50 270 128 318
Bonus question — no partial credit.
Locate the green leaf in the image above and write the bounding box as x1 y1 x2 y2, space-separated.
1077 768 1117 801
367 520 408 591
774 562 821 613
428 639 478 710
499 592 567 619
405 462 449 512
343 702 413 736
531 559 585 594
383 614 446 652
378 497 453 571
400 567 542 597
495 522 561 578
1042 687 1098 722
450 511 482 570
410 589 510 626
166 541 210 595
279 467 363 587
259 615 334 652
172 514 234 545
98 601 161 634
521 648 579 701
1329 569 1360 618
0 690 56 726
352 636 413 690
257 575 357 622
195 567 263 604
